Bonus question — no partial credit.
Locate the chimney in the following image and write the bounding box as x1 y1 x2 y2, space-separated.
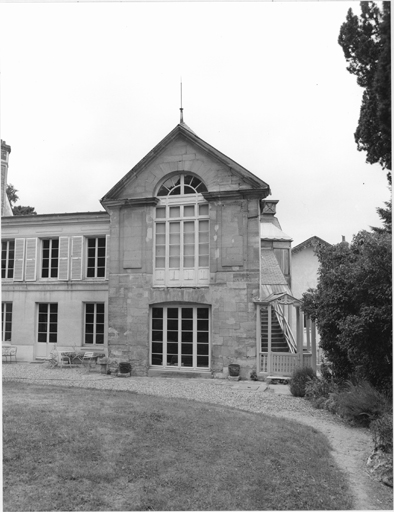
1 140 12 216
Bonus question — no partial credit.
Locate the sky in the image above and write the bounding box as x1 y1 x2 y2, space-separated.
0 1 390 247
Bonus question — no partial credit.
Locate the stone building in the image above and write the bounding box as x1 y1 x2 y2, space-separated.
1 122 317 378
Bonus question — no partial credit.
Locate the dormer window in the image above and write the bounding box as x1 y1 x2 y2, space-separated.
154 174 209 287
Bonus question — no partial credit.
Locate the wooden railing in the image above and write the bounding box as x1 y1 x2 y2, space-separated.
260 352 312 376
273 303 297 353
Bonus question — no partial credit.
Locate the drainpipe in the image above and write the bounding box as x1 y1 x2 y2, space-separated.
268 304 272 374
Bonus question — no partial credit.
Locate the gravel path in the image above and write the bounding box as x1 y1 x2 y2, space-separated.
3 363 393 510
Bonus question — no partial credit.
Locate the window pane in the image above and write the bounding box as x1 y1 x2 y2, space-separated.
182 319 193 331
37 333 47 343
181 343 193 355
167 330 178 342
152 330 163 342
181 331 193 343
182 308 193 318
182 355 192 366
184 205 194 217
85 334 93 344
197 320 209 331
169 257 180 268
167 320 178 331
152 342 163 354
167 308 178 318
197 344 209 355
167 342 178 355
197 332 209 344
152 319 163 330
199 204 209 216
156 235 166 245
152 354 163 365
170 207 180 218
184 256 194 268
197 356 209 367
156 257 165 268
156 207 166 219
152 308 163 318
156 223 166 234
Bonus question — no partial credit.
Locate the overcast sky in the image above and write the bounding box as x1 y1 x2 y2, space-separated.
0 1 389 247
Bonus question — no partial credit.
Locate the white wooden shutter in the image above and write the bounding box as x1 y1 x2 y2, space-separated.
58 237 70 281
25 238 37 281
105 234 110 280
13 238 25 281
71 236 83 280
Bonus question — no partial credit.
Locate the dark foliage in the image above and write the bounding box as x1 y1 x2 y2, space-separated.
370 411 393 452
302 230 392 391
289 367 316 397
338 2 391 182
5 183 37 215
12 205 37 216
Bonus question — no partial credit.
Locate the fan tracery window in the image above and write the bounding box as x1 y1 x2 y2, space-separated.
154 174 209 287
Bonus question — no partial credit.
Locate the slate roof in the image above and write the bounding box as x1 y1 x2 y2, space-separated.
260 250 288 286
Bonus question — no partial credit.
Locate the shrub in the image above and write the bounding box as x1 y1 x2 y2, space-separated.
290 367 316 397
370 411 393 453
335 380 390 426
305 376 339 410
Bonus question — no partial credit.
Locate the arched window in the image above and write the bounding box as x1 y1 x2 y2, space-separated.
157 175 208 196
154 174 209 287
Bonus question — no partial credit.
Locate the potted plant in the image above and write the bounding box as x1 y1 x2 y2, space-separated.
228 363 240 377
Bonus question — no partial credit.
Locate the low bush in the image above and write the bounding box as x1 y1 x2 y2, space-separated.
290 367 316 397
335 380 389 427
304 376 340 412
370 411 393 453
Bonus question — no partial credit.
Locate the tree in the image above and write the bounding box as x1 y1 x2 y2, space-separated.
338 2 391 183
303 230 392 392
6 184 19 206
12 205 37 216
5 183 37 216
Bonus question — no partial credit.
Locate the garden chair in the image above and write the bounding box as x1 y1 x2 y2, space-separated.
2 347 17 363
82 351 97 371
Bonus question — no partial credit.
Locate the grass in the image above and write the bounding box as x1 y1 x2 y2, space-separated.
3 381 353 511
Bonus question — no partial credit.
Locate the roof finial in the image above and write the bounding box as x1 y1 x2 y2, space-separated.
180 78 184 123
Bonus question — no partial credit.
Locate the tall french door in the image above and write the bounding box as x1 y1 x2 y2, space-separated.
36 303 58 358
151 305 210 369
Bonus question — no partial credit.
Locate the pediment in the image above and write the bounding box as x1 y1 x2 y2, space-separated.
101 123 270 205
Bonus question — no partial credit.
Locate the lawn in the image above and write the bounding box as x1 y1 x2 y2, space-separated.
3 381 353 511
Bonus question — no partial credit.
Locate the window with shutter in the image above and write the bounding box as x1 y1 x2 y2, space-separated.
13 239 25 281
2 240 15 279
25 238 37 281
71 236 83 280
58 237 70 281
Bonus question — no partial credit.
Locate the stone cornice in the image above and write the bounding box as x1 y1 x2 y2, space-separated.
1 211 109 228
101 197 160 210
202 189 270 202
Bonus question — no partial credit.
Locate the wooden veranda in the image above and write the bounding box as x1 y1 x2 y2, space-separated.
254 292 317 377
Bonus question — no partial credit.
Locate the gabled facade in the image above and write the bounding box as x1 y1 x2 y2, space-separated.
2 121 317 378
101 122 271 378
